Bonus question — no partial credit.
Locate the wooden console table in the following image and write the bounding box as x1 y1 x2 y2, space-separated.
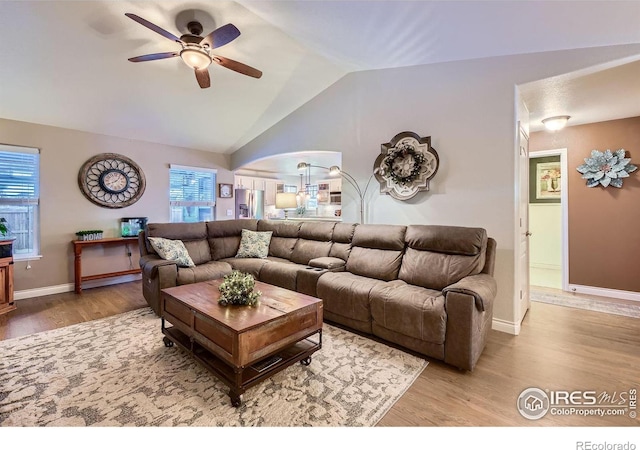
73 237 141 294
0 238 15 315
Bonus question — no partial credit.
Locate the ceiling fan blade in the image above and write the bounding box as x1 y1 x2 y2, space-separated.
195 69 211 89
128 52 179 62
213 56 262 79
125 13 182 43
200 23 241 49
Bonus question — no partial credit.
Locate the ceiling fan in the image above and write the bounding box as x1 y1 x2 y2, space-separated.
125 13 262 89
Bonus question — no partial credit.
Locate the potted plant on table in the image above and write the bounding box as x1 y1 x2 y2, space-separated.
0 218 9 237
218 271 261 306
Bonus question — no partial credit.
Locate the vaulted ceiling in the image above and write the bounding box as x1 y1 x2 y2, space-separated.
1 1 639 161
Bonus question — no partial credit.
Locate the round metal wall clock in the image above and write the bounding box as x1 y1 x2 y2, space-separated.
78 153 146 208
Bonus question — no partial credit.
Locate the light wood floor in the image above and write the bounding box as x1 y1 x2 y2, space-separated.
1 281 638 426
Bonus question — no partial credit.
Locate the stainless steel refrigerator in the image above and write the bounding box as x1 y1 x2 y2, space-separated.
235 189 265 219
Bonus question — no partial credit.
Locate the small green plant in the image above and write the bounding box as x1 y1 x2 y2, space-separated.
0 218 8 236
218 271 261 306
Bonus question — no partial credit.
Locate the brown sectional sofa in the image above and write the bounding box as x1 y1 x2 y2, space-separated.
138 219 497 371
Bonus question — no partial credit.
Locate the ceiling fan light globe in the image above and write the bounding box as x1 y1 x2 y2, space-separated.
180 48 212 70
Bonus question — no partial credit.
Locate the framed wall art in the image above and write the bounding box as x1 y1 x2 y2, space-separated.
529 156 561 203
218 183 233 198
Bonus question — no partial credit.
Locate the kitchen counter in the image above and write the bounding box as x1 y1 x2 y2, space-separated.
269 216 342 222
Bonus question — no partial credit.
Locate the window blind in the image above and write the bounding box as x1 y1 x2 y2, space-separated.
0 151 40 203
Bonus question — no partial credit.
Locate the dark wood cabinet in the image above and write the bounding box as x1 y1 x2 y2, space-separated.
0 239 15 315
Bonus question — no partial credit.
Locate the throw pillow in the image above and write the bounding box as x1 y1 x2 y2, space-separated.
235 229 273 258
148 237 195 267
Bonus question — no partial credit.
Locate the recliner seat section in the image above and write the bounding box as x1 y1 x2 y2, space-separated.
317 224 406 334
138 219 497 371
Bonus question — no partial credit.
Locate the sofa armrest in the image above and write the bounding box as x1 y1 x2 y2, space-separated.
140 255 178 278
309 257 346 271
442 274 497 312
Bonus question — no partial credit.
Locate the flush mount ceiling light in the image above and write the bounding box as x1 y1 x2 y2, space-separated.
542 115 571 131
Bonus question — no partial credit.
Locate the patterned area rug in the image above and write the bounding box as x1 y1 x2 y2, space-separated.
0 308 427 426
531 290 640 318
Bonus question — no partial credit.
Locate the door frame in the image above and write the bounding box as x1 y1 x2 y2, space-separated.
528 148 569 291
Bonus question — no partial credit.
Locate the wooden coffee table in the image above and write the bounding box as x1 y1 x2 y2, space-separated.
160 279 323 407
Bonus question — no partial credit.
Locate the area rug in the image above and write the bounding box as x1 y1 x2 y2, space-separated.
0 308 427 426
531 290 640 318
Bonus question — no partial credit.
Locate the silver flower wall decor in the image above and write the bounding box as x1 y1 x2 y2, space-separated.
576 149 637 188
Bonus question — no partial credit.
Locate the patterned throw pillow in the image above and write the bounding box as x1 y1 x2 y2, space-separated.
235 229 273 258
148 237 195 267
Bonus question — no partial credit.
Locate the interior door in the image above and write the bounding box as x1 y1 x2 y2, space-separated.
518 123 531 323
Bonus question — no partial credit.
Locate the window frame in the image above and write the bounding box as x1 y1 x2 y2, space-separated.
168 164 217 223
0 144 41 260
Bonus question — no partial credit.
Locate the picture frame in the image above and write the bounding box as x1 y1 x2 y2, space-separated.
218 183 233 199
529 156 561 203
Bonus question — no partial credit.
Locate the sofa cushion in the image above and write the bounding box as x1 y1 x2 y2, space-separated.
404 225 487 256
258 261 305 291
309 257 345 270
235 229 273 258
317 272 386 330
211 236 241 261
329 223 357 261
220 258 268 279
399 225 487 290
289 222 335 265
346 247 404 281
182 240 212 265
258 220 300 260
298 221 336 240
146 222 207 254
176 261 233 285
351 224 406 250
207 219 258 260
370 280 446 345
290 239 332 265
147 237 195 267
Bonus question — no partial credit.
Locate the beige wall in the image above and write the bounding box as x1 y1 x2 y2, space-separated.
0 118 235 292
530 116 640 293
232 45 640 328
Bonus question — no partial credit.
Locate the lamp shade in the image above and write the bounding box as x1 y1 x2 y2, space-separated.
275 192 298 209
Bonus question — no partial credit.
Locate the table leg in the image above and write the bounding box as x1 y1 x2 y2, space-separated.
230 390 243 407
73 243 82 294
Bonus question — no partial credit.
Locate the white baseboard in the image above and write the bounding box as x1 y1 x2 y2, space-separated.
567 284 640 303
492 318 520 335
530 263 561 270
14 274 141 300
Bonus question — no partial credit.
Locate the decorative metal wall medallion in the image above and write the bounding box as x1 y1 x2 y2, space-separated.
576 149 637 188
374 131 439 200
78 153 146 208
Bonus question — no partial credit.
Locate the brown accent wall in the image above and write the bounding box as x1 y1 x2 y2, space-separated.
530 116 640 292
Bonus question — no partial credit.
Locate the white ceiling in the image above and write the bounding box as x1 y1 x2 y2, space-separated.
1 1 640 172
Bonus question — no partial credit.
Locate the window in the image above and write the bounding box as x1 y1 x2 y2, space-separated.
0 145 40 258
169 165 216 223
